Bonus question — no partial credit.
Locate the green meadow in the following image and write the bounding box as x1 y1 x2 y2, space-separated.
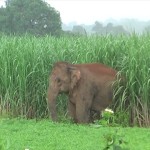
0 34 150 149
0 118 150 150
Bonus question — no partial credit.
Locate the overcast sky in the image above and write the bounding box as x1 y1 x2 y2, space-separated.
48 0 150 24
0 0 150 24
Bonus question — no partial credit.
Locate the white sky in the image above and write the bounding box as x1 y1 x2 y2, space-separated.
0 0 150 24
48 0 150 24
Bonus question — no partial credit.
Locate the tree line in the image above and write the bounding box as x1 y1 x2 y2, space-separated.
0 0 62 36
1 0 150 37
71 21 128 36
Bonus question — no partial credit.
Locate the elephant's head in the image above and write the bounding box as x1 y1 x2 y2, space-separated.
47 62 80 121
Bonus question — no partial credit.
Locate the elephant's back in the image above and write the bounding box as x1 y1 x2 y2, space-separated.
74 63 117 78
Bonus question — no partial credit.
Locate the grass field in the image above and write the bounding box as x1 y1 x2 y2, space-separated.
0 34 150 126
0 118 150 150
0 33 150 149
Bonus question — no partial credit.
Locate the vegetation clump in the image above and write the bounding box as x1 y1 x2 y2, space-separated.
0 34 150 127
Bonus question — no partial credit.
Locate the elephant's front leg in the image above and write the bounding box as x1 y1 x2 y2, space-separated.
68 101 77 123
76 96 92 123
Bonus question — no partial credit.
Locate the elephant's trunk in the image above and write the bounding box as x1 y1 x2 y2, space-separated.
47 86 59 121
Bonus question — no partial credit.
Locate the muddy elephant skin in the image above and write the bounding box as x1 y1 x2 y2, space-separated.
47 61 118 123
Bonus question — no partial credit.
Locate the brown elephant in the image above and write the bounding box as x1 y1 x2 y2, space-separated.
47 61 118 123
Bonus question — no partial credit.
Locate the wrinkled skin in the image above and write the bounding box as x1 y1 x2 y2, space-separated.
47 61 118 123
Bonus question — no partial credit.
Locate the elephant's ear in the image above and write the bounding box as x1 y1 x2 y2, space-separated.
70 69 81 89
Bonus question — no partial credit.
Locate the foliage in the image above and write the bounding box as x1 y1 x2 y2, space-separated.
94 109 116 127
113 111 129 127
0 119 150 150
92 21 129 35
72 25 87 35
0 0 62 36
103 129 129 150
144 25 150 33
0 34 150 127
94 109 129 127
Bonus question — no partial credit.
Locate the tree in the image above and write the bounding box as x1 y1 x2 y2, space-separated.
92 21 128 36
105 23 113 33
72 25 87 35
0 0 62 36
0 7 8 33
144 25 150 33
113 25 128 35
92 21 103 32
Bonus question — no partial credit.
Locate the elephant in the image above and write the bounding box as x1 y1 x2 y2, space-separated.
47 61 119 124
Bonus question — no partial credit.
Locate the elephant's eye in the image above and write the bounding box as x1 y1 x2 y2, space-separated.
56 78 61 83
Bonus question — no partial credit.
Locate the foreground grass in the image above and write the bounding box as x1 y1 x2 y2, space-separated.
0 118 150 150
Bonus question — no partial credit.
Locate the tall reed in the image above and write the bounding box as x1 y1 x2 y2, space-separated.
0 34 149 126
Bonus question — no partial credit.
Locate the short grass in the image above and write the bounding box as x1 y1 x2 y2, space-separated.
0 118 150 150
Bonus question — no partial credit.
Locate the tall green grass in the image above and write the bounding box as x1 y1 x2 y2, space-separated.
0 34 150 126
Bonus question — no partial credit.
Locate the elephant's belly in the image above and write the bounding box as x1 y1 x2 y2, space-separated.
91 101 108 111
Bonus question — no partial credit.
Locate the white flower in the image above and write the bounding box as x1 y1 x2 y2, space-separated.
44 24 47 28
104 108 114 114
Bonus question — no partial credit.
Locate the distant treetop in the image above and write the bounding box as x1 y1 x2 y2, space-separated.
0 0 62 36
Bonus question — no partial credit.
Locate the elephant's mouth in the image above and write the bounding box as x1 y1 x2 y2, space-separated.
59 90 69 94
